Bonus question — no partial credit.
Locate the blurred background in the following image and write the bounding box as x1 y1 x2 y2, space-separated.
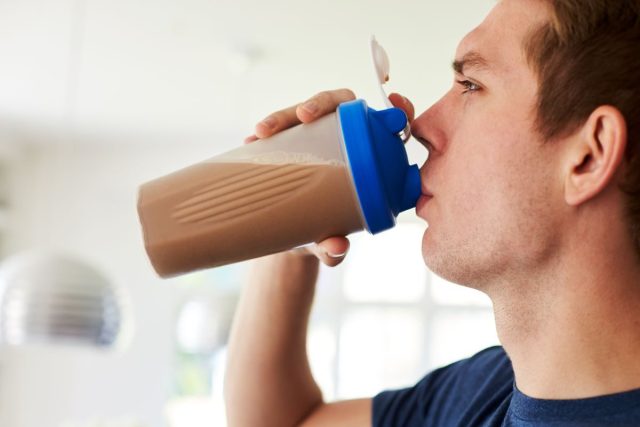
0 0 498 425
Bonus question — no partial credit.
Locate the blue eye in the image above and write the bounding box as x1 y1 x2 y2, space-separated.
456 80 480 94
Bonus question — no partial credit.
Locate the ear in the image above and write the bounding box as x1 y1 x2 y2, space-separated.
564 106 628 206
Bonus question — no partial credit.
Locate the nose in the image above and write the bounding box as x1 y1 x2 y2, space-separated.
411 95 448 155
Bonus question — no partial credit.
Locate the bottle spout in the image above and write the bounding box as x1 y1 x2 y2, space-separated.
401 164 422 212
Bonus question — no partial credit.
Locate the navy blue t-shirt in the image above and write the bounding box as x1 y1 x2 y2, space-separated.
373 346 640 426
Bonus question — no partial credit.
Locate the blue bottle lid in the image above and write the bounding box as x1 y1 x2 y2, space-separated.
338 99 422 234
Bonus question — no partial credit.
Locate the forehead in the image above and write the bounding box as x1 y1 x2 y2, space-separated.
455 0 550 76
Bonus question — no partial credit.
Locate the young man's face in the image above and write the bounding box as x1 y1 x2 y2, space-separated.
414 0 565 289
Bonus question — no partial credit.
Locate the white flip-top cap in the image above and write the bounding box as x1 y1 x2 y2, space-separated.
371 36 393 109
370 35 411 141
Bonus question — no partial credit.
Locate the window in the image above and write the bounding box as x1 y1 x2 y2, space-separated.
310 221 499 401
168 221 500 425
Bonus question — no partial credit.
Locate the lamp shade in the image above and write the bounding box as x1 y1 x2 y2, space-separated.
0 252 125 347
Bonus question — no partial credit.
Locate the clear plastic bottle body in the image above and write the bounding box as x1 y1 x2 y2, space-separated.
137 114 366 277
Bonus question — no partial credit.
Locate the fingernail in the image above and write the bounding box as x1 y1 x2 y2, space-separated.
301 101 319 115
327 250 347 259
260 116 277 129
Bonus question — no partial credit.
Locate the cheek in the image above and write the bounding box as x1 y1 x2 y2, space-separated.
432 89 549 225
448 163 506 226
443 127 540 229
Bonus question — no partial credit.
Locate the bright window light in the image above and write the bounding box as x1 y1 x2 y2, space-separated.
343 223 427 303
337 307 424 399
308 324 337 401
429 310 499 369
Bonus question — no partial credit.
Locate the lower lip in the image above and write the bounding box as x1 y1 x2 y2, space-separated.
416 194 433 213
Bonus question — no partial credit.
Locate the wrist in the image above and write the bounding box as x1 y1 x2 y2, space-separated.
270 250 321 275
251 250 320 293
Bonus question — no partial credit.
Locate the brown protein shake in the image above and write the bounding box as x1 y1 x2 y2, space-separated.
137 159 365 277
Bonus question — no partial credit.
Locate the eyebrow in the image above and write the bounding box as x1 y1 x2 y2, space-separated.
452 51 490 75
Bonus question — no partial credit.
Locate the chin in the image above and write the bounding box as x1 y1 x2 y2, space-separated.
420 228 433 266
421 228 484 289
421 229 449 278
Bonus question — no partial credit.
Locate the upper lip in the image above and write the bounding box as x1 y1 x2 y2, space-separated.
421 187 434 197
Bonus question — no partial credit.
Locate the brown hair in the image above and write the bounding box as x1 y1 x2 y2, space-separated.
523 0 640 253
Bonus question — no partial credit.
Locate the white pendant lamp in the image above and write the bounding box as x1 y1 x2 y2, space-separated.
0 252 127 348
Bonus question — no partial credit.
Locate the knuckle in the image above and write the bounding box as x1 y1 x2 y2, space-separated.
276 106 294 118
338 88 356 100
273 107 297 125
307 89 355 107
314 91 332 105
268 111 282 122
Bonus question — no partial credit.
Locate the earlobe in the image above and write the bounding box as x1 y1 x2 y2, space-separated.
564 106 628 206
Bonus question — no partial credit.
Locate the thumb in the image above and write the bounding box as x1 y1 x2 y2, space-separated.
389 93 415 123
311 237 350 267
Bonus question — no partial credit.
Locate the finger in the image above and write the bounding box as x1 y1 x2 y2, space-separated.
389 92 415 123
309 236 350 267
255 105 302 139
244 134 259 144
296 89 357 123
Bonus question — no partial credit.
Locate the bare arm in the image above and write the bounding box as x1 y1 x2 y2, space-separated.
225 251 372 427
224 89 415 427
225 251 323 426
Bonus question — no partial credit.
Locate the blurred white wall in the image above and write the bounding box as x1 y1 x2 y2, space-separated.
0 0 494 136
0 0 495 425
0 140 204 427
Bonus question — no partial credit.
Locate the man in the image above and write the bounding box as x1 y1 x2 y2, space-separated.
224 0 640 425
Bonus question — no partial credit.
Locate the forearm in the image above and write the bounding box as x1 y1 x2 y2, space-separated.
224 251 323 427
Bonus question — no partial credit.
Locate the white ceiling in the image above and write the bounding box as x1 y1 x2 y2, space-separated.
0 0 494 146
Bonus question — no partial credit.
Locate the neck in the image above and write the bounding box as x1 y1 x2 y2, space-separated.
490 214 640 399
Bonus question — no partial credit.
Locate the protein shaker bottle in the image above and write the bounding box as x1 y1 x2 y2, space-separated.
137 99 421 277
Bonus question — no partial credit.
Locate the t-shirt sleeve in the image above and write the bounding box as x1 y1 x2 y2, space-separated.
372 346 512 427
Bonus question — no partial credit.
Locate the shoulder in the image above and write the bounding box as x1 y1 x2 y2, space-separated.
459 345 512 384
373 346 514 427
413 346 512 406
